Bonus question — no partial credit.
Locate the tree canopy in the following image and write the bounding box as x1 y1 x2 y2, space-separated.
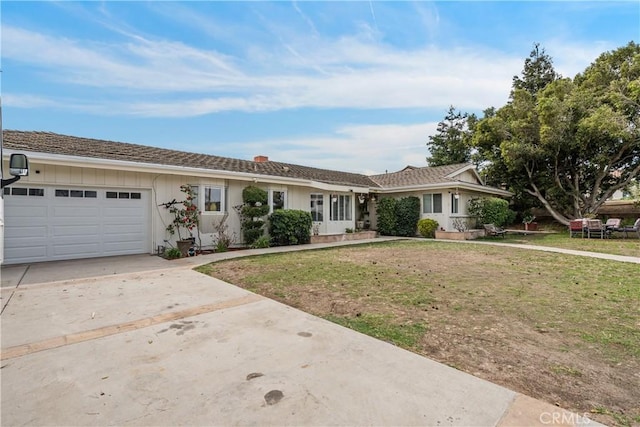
427 42 640 224
426 105 476 166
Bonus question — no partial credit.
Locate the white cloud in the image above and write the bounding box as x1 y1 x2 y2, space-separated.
3 24 520 115
212 122 439 175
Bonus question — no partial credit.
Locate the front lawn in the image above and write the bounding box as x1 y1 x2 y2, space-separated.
197 240 640 426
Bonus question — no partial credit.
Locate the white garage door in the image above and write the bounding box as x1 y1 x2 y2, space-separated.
3 185 151 264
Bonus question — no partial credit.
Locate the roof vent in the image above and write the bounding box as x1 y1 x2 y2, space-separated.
254 155 269 163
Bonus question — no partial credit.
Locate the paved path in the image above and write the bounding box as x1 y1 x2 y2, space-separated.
425 237 640 264
0 238 611 426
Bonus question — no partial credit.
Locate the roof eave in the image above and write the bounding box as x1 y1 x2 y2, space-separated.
2 149 367 191
374 181 512 197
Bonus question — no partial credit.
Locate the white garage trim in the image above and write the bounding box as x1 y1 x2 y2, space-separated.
3 185 151 264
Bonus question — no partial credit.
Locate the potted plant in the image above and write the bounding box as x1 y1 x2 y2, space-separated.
164 184 200 256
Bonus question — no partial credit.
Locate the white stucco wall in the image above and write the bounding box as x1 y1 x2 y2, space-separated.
6 160 363 254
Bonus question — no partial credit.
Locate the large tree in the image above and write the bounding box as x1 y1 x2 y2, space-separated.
426 106 476 166
512 43 560 96
474 42 640 224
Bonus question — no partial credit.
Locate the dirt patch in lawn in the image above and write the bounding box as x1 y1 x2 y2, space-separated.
198 241 640 426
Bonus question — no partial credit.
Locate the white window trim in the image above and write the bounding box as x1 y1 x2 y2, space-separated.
423 193 443 214
195 185 226 215
330 194 352 221
269 189 287 213
310 193 324 222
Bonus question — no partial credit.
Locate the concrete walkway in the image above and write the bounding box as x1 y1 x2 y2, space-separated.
426 237 640 264
0 238 610 426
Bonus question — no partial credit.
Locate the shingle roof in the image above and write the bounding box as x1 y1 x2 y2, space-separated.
369 163 473 187
2 130 378 188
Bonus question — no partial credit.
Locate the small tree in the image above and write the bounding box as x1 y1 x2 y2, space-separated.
468 197 515 228
237 186 269 246
376 197 397 236
396 196 421 237
164 184 200 241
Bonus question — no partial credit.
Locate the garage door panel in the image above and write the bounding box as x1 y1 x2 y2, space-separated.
104 223 146 233
103 241 145 253
5 225 47 238
7 206 48 218
5 237 48 252
52 225 100 237
53 242 101 257
4 187 150 264
5 245 48 262
103 231 146 243
103 206 144 216
52 206 101 218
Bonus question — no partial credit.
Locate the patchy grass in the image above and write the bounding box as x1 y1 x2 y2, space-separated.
197 240 640 426
493 231 640 258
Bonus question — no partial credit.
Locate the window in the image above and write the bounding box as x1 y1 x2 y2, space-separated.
203 186 222 213
310 194 323 221
71 190 84 198
106 191 140 200
3 187 43 196
56 189 70 197
270 190 286 213
190 185 225 214
330 195 352 221
423 193 442 214
451 193 459 214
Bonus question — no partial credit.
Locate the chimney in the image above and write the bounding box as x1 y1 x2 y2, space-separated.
254 155 269 163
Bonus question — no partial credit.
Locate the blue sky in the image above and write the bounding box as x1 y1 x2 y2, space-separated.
2 1 638 175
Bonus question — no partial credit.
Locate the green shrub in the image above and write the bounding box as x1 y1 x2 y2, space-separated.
269 210 312 246
251 235 271 249
468 197 515 227
164 247 182 259
376 197 397 236
417 218 439 238
396 196 421 237
377 197 421 236
239 186 269 246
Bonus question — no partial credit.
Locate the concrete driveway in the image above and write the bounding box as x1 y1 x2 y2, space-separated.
1 243 600 426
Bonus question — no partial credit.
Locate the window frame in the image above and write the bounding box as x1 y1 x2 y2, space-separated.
451 193 459 214
330 194 352 221
269 189 287 213
196 185 226 214
310 193 324 222
423 193 443 214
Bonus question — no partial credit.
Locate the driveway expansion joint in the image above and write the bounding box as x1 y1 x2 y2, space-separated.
0 293 264 361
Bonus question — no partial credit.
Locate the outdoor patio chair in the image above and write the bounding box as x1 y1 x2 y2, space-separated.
569 219 585 238
483 223 506 238
622 218 640 239
604 218 622 238
586 219 605 239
